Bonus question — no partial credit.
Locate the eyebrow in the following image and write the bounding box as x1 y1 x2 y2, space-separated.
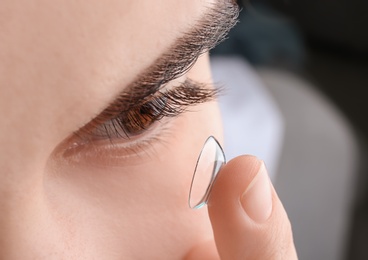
100 0 239 118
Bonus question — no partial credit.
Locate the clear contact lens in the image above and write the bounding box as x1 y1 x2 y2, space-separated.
189 136 226 209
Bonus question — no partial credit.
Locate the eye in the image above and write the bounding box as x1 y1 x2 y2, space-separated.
82 79 220 142
92 94 169 140
58 79 220 166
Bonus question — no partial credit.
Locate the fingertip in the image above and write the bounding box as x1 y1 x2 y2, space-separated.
207 155 262 209
206 155 264 259
240 162 273 223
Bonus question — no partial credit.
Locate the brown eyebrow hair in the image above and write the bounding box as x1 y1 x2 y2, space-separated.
95 0 239 120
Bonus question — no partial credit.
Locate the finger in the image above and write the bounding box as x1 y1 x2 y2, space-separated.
207 155 297 260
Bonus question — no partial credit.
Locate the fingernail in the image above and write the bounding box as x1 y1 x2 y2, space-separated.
241 162 272 223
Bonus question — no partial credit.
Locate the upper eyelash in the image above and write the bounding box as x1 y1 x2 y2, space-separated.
143 79 221 118
77 79 221 141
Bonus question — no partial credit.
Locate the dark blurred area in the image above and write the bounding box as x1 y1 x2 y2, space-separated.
213 0 368 259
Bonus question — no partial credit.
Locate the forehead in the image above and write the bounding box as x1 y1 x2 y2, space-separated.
0 0 211 92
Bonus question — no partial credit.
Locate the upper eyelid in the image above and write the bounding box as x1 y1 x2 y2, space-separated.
101 79 219 121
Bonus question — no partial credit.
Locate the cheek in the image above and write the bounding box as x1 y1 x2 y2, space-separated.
45 101 222 258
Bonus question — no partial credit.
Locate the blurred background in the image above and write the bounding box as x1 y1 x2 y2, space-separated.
211 0 368 259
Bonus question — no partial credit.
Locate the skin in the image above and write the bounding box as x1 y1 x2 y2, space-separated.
0 0 222 258
0 0 297 259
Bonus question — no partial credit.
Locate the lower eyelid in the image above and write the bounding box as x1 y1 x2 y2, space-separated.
57 119 174 168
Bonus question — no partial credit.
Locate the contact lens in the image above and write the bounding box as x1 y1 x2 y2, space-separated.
189 136 226 209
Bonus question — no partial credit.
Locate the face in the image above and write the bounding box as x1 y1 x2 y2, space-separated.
0 0 238 258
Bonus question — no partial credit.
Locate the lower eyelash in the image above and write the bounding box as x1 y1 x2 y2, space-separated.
61 118 175 167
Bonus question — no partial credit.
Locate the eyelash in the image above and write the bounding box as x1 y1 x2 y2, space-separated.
80 79 220 142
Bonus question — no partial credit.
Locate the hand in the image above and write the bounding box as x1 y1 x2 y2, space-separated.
186 156 298 260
